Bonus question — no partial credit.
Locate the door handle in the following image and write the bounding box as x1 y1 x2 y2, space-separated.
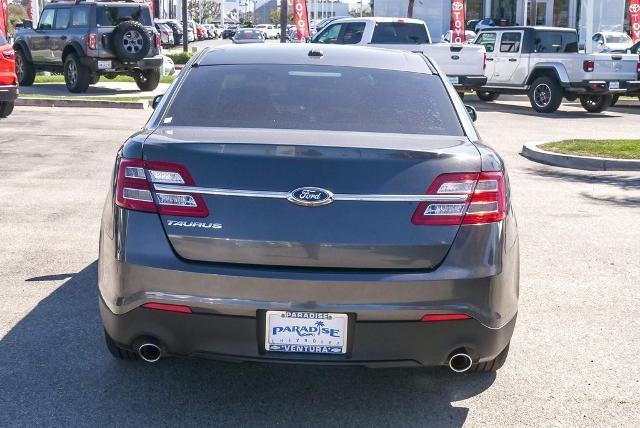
60 36 67 40
508 58 517 62
486 57 494 61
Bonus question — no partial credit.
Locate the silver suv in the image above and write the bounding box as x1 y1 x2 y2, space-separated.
13 0 162 93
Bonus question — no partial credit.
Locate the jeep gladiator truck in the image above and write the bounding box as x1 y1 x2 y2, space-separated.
473 26 640 113
311 17 488 94
13 0 163 93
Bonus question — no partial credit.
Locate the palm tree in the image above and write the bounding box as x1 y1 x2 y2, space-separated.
407 0 415 18
314 321 325 336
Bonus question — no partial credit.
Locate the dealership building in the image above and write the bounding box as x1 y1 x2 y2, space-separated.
372 0 635 42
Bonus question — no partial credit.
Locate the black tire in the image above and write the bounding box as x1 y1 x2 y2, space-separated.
15 48 36 86
134 68 161 92
610 94 619 107
111 20 151 62
90 74 100 85
528 76 563 113
64 54 91 93
476 90 500 102
104 330 138 360
471 343 510 373
0 101 14 118
580 94 613 113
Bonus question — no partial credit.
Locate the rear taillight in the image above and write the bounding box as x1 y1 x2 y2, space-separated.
87 33 97 50
154 33 161 49
483 52 487 70
421 314 471 322
637 61 640 75
583 59 595 72
115 158 209 217
412 172 506 226
2 50 15 60
143 302 192 313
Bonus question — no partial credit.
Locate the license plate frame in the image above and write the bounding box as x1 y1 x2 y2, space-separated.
264 310 349 355
98 60 112 70
609 81 620 90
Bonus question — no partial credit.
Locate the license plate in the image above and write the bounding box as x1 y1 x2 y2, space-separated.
265 311 348 354
609 81 620 89
98 60 112 70
448 76 460 85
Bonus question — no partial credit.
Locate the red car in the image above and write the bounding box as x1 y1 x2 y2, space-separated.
0 32 17 118
196 24 206 41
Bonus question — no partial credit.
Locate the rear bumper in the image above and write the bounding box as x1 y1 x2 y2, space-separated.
81 55 163 73
450 75 488 90
100 298 516 368
567 80 640 95
0 84 18 102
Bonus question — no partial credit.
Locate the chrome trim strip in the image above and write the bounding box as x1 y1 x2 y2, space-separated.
153 184 469 203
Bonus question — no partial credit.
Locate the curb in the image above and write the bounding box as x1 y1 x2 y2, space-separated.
521 142 640 171
16 98 149 110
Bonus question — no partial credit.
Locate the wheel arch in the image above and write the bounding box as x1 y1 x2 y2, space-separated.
12 40 33 62
526 64 570 88
62 42 84 63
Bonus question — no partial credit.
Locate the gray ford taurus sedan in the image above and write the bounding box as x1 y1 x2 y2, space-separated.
99 44 519 372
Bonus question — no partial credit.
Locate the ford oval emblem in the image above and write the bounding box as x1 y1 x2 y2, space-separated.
451 55 460 60
287 187 334 207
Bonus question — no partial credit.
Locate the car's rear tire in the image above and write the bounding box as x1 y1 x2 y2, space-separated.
528 77 563 113
15 49 36 86
104 330 139 360
476 90 500 102
471 343 510 373
134 69 161 91
580 94 613 113
0 101 14 118
64 54 91 93
610 94 619 107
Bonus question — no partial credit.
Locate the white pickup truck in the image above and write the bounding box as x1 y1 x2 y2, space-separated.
255 24 280 39
311 17 487 93
473 26 640 113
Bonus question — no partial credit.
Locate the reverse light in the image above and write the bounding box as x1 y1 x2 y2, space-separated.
143 302 192 314
583 59 594 72
88 33 97 50
115 158 209 217
421 314 471 322
412 172 506 226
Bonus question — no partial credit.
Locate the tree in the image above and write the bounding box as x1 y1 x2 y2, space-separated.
407 0 415 18
268 7 293 25
187 0 221 23
8 3 28 35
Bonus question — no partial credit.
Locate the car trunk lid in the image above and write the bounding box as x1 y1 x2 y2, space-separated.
142 127 481 270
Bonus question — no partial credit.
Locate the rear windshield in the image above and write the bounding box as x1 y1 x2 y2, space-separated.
534 31 578 53
96 6 152 26
371 22 429 44
162 65 462 136
606 34 631 44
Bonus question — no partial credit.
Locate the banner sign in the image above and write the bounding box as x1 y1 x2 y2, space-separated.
0 0 7 39
630 0 640 44
293 0 310 41
144 0 155 19
450 0 466 43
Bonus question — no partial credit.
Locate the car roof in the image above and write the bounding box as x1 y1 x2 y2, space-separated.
197 44 433 74
328 16 426 25
479 26 575 32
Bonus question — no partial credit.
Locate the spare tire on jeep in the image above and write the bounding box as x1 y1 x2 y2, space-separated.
111 21 150 62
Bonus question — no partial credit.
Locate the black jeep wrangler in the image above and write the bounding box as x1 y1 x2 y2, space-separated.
13 0 163 93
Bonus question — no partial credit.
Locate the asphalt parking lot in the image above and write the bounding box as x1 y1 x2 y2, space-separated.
1 101 639 427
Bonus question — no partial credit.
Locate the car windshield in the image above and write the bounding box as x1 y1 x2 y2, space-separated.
606 34 631 44
236 30 261 39
162 64 463 136
96 6 152 26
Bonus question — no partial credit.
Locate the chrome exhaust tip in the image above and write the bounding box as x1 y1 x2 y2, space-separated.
138 342 162 363
448 353 473 373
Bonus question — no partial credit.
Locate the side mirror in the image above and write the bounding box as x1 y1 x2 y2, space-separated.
465 105 477 122
23 20 33 29
152 94 163 110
